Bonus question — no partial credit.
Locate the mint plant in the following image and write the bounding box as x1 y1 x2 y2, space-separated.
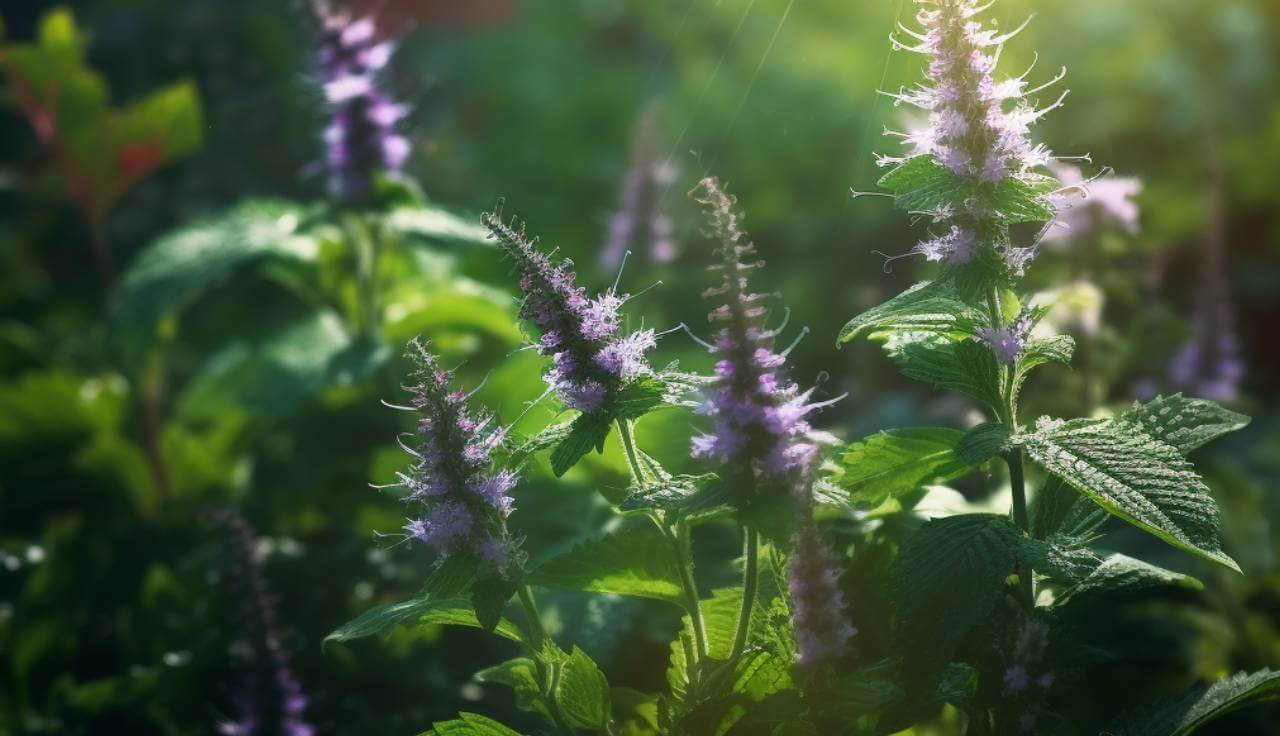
325 2 1278 734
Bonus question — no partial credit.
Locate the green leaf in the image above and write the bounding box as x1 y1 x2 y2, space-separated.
885 334 1004 410
877 156 971 214
558 647 611 729
989 173 1058 224
550 412 611 477
419 712 523 736
1013 334 1075 394
1018 534 1103 585
954 422 1012 466
837 279 977 345
1121 394 1250 455
1030 474 1107 540
835 428 970 506
528 521 684 605
177 310 390 424
892 514 1021 668
112 200 316 362
1017 417 1239 572
1111 669 1280 736
613 376 668 419
1056 553 1202 605
386 204 490 244
618 473 725 519
610 688 661 736
474 658 548 720
471 575 518 634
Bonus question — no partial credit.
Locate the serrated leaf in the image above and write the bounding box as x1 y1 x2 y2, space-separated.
529 521 684 605
837 279 977 345
474 658 548 719
550 412 611 477
877 156 971 214
419 712 523 736
954 422 1011 466
385 204 490 244
1019 534 1103 585
1014 334 1074 394
893 514 1021 669
1121 394 1250 455
885 334 1003 410
1018 417 1239 572
835 428 969 506
558 647 611 729
613 376 668 419
1056 553 1202 605
1111 669 1280 736
1030 474 1108 540
112 200 315 363
618 473 725 519
989 174 1058 224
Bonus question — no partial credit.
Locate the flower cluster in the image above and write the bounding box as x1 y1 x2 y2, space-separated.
1000 617 1056 733
482 212 656 413
884 0 1067 271
396 340 517 569
975 309 1034 364
214 512 313 736
310 2 410 201
1043 163 1142 244
601 106 680 268
689 177 832 485
788 519 856 667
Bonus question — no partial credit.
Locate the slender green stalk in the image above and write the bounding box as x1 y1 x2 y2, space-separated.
1007 449 1034 608
729 525 759 662
517 585 576 735
346 213 379 338
615 418 651 483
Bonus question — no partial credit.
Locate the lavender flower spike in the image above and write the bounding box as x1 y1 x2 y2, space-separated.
601 105 680 268
883 0 1068 272
689 177 835 485
482 212 656 413
788 519 856 667
310 1 411 202
395 339 518 570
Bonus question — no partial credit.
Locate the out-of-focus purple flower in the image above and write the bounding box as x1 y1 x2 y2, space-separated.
788 520 856 667
998 616 1055 731
882 0 1068 273
482 212 657 413
688 177 837 486
309 2 410 201
214 512 314 736
395 339 517 569
601 106 680 268
1043 163 1142 244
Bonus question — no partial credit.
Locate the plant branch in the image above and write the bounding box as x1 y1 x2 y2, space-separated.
517 585 576 736
729 525 759 662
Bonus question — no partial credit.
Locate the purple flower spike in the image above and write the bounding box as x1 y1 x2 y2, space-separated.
482 212 657 413
689 178 835 486
310 2 410 201
975 309 1034 365
601 106 681 268
883 0 1069 273
396 340 517 569
788 520 856 667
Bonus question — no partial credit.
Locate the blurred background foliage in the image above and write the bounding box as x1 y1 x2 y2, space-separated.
0 0 1277 733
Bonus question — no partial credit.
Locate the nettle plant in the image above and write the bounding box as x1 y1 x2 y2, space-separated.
328 2 1278 735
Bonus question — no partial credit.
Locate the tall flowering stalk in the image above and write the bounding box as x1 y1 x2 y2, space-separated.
481 212 656 414
689 177 832 492
788 516 856 669
214 512 313 736
394 339 518 571
310 2 410 202
601 106 680 269
882 0 1068 276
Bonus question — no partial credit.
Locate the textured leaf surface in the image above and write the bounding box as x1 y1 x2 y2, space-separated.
1014 334 1074 394
474 658 547 720
557 647 611 729
529 521 684 605
419 712 523 736
1019 534 1103 585
954 422 1012 466
1111 669 1280 736
386 204 489 244
838 280 976 345
877 156 970 214
989 174 1058 224
550 412 611 477
885 334 1003 410
1018 417 1239 571
1121 394 1250 455
1057 553 1202 604
893 514 1021 666
618 473 725 518
836 428 969 506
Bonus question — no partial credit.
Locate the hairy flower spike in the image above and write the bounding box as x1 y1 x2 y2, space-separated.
310 1 410 201
689 178 835 486
482 212 656 413
397 340 517 569
884 0 1067 272
788 519 856 667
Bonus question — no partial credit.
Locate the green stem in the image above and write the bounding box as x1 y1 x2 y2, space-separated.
517 585 576 735
729 525 759 662
347 214 379 339
1007 449 1034 608
615 418 651 483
